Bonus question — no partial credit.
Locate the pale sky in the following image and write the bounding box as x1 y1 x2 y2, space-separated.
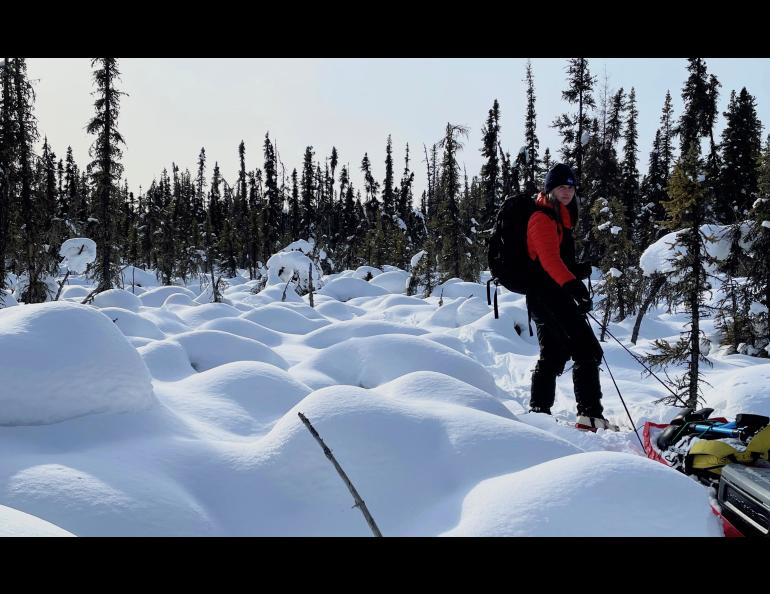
25 58 770 201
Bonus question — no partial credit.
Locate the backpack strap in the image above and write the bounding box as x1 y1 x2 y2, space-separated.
487 278 500 319
527 301 533 336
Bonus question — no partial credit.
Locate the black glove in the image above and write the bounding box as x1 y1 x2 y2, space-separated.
571 261 593 280
563 279 592 314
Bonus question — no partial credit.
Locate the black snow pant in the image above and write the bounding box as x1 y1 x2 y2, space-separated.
526 285 604 417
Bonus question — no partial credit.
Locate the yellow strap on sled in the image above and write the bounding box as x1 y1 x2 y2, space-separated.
686 424 770 477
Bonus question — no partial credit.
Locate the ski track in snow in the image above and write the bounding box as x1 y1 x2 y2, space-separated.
2 269 760 537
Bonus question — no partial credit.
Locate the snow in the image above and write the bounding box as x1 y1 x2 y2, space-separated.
607 267 623 278
1 290 19 308
0 302 155 425
351 266 383 279
99 307 165 340
750 302 768 315
369 270 410 294
0 504 75 537
639 224 746 276
281 238 315 254
410 250 427 268
93 288 142 313
139 285 197 307
241 303 330 334
442 452 721 536
3 252 767 536
120 266 159 288
598 221 611 231
431 280 487 300
59 238 96 274
266 250 323 292
317 276 389 301
610 225 622 235
762 221 770 229
291 334 500 395
169 330 289 372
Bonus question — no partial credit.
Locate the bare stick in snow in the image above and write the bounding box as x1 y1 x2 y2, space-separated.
54 270 71 301
308 262 314 308
297 412 383 537
80 287 99 305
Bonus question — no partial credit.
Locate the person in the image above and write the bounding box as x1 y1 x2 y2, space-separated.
526 163 610 430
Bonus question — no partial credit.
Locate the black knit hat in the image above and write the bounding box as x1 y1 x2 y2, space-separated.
544 163 576 194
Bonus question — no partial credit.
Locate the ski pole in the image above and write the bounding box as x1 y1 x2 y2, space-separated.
585 312 688 408
600 352 645 451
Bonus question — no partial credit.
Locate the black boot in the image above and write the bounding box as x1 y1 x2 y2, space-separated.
530 360 559 413
573 359 603 418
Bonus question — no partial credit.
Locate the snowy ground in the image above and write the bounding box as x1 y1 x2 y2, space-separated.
3 263 765 536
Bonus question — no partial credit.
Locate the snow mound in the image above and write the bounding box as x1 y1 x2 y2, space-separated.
0 302 155 425
703 363 770 418
162 361 312 436
291 334 499 395
59 238 96 274
171 302 243 327
120 266 159 288
352 266 383 279
314 300 366 321
374 371 514 419
170 330 289 372
241 304 330 334
139 286 197 308
4 462 216 536
138 340 196 381
266 250 322 291
93 289 142 313
317 277 389 302
276 301 328 321
59 285 91 300
199 317 284 347
250 385 579 535
0 504 75 537
369 270 409 293
136 308 191 334
356 294 431 312
442 451 721 536
302 319 428 349
99 307 165 340
237 283 304 306
420 296 468 329
163 293 198 307
431 280 486 300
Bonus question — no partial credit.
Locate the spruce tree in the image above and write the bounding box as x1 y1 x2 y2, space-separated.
659 90 675 178
646 146 714 407
0 58 13 296
718 88 762 222
263 133 281 258
382 135 395 218
551 58 596 189
619 87 640 233
300 146 315 239
746 150 770 353
12 58 51 302
435 123 468 281
522 60 540 196
87 58 126 293
479 99 500 228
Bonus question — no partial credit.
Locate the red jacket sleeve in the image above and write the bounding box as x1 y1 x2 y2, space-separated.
527 212 576 287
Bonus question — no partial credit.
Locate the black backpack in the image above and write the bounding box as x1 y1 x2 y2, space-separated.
486 193 556 320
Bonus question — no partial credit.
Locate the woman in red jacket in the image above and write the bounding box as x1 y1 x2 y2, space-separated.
526 163 609 430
